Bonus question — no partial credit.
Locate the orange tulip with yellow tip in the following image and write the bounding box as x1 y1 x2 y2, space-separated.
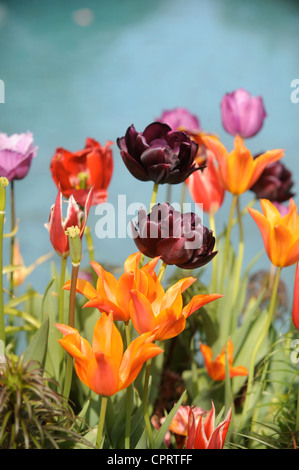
129 277 223 341
201 134 284 195
55 312 163 397
63 251 161 322
200 339 248 381
248 198 299 268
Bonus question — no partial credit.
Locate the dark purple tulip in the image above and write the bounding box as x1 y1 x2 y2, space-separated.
117 122 200 184
131 202 217 269
249 159 295 203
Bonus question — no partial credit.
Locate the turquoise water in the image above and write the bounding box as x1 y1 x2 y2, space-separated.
0 0 299 312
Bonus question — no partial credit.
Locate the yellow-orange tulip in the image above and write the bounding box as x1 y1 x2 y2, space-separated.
248 198 299 268
130 278 222 341
200 339 248 381
201 134 284 195
56 312 163 396
64 251 161 322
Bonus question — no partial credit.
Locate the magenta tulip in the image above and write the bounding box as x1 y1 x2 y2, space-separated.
221 88 267 138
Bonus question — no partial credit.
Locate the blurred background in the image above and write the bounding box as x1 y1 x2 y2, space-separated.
0 0 298 321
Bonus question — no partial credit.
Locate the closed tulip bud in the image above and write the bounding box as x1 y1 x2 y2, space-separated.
221 88 267 138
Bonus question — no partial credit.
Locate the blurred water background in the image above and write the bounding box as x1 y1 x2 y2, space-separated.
0 0 299 332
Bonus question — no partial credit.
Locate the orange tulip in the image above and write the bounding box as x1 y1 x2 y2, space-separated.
186 153 225 215
56 312 163 396
201 134 284 195
129 278 222 341
200 339 248 381
248 198 299 268
292 262 299 330
63 251 161 322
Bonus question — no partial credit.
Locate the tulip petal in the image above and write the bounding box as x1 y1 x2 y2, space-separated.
182 293 223 318
63 278 98 300
130 290 157 334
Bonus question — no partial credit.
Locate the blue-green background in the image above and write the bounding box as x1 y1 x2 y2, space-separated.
0 0 299 322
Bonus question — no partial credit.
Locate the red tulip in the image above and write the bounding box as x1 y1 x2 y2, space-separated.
45 188 92 258
50 138 113 206
186 401 232 449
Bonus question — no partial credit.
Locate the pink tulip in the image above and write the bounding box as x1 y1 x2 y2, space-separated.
0 132 37 181
221 88 267 138
292 262 299 330
156 107 201 133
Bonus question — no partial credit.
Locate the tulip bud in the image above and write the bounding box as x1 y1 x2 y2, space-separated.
65 225 81 265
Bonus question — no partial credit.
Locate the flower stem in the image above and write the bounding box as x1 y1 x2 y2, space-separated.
0 208 5 345
220 194 237 293
143 359 153 448
58 256 67 324
125 322 132 449
96 395 108 448
140 182 159 267
158 261 167 282
63 261 80 400
0 178 8 346
209 213 217 292
84 225 97 286
241 267 281 430
231 196 244 306
9 181 16 298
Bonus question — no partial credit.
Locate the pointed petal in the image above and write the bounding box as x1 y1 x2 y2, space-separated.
63 278 98 300
130 290 157 334
182 293 223 318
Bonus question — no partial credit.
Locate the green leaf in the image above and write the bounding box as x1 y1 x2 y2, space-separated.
153 389 187 449
23 316 49 368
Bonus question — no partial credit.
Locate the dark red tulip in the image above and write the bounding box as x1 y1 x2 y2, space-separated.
117 122 200 184
131 202 217 269
250 159 295 203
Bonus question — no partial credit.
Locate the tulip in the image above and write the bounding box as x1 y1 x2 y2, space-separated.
132 202 217 269
186 153 225 215
63 251 162 322
0 132 37 181
221 88 267 138
200 339 248 381
50 137 113 207
292 262 299 330
186 401 232 449
249 159 295 203
156 107 201 133
162 405 204 437
129 276 222 341
117 122 200 185
248 198 299 268
201 134 284 196
56 312 163 397
44 188 92 258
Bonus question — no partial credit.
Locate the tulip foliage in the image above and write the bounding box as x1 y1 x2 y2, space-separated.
1 89 299 452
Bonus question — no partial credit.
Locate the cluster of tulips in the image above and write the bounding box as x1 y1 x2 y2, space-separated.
1 87 299 450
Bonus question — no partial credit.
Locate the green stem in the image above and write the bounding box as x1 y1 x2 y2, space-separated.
0 210 5 345
231 196 244 306
63 261 80 400
96 395 108 448
58 256 67 324
220 195 237 294
125 322 132 449
180 182 186 210
157 261 167 282
143 359 153 448
84 226 97 286
241 267 281 430
209 213 217 292
140 182 159 267
9 181 15 298
166 184 172 203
